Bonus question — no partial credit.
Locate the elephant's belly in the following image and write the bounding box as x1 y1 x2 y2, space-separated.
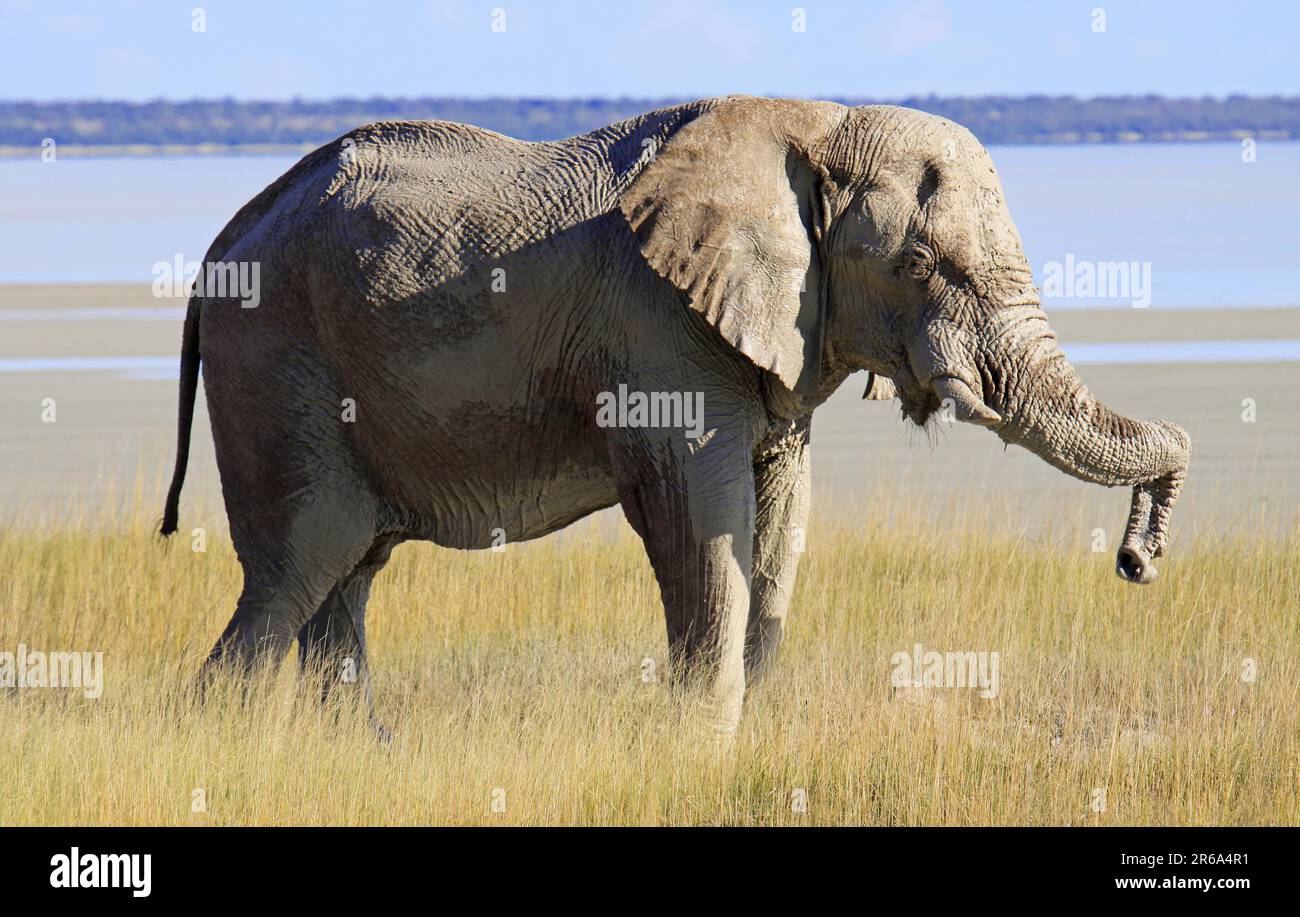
416 465 618 551
402 468 621 550
355 394 620 550
477 473 622 547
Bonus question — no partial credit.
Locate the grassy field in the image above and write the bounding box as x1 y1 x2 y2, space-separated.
0 495 1295 826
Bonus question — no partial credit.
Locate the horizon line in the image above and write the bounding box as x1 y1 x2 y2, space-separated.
5 92 1300 106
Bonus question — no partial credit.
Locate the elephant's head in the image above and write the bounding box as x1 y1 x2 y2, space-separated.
621 96 1189 583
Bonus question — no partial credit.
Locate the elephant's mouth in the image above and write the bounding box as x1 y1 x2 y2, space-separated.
904 398 935 426
898 376 996 430
892 373 941 427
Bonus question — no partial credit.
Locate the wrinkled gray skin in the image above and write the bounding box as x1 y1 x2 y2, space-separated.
162 97 1189 733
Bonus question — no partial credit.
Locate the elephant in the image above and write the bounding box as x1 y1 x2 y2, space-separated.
160 96 1189 733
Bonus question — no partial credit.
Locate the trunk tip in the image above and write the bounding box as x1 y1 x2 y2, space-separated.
1116 544 1158 585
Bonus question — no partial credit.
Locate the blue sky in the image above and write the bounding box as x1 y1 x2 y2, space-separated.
0 0 1295 101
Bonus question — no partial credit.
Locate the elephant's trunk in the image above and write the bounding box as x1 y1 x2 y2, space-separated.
975 306 1191 583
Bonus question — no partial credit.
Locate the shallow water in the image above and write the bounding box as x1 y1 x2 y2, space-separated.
1062 338 1300 364
0 307 185 322
0 355 176 379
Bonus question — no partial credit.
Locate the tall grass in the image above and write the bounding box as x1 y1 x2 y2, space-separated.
0 495 1295 825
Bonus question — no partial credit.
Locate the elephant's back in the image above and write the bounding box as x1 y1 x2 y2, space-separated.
324 120 611 264
200 118 548 273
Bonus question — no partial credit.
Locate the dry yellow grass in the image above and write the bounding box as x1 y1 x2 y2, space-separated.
0 493 1295 826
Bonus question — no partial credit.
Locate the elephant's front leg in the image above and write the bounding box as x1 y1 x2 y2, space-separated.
613 433 756 734
747 419 811 682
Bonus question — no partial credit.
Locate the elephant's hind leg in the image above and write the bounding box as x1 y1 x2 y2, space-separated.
297 534 400 737
202 467 381 684
201 327 381 685
203 519 374 680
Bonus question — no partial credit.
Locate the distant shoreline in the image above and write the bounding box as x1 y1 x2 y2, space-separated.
2 131 1294 160
4 94 1297 154
0 143 318 159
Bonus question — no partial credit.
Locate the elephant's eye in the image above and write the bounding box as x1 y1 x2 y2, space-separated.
905 242 936 279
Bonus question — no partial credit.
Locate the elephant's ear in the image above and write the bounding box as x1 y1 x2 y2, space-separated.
619 98 845 395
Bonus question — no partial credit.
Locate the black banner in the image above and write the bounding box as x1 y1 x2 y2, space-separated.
0 826 1283 902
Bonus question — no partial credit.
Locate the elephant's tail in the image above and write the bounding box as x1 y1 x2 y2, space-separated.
160 294 201 537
